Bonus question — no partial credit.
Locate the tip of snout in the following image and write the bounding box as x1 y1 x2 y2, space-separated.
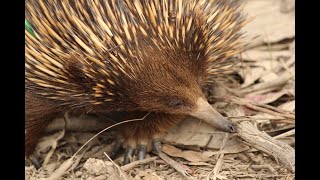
226 123 237 133
214 115 238 133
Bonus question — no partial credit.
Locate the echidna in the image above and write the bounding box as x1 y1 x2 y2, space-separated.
25 0 248 165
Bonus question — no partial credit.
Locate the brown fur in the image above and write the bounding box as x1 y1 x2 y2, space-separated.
25 0 247 156
116 112 184 140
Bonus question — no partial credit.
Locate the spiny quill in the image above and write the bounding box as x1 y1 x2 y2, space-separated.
25 0 249 166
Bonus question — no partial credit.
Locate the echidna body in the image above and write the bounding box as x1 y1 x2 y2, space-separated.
25 0 248 162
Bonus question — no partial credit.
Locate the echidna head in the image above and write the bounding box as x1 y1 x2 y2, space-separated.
120 45 236 133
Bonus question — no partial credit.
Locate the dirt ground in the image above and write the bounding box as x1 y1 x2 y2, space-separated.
25 0 295 179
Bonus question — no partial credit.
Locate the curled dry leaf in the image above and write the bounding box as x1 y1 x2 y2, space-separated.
162 144 210 163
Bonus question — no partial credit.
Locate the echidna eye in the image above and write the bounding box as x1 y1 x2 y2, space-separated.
168 99 185 108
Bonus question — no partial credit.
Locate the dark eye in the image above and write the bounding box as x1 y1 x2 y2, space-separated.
168 99 185 108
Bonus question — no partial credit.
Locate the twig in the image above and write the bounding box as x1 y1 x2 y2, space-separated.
274 129 295 139
224 96 295 119
121 157 158 171
274 120 295 124
258 103 294 115
239 72 293 94
104 152 129 180
232 174 294 178
242 102 295 119
278 55 295 77
158 152 194 180
230 116 286 121
228 115 286 120
224 104 295 173
207 133 228 180
251 164 277 173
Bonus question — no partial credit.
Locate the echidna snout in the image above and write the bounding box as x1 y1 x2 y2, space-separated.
190 98 237 133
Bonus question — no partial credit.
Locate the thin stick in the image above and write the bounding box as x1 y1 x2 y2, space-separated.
207 133 228 180
158 152 194 179
228 115 286 120
72 112 150 158
211 154 224 180
104 152 129 180
251 164 277 173
121 157 158 171
223 96 295 119
240 101 295 119
273 129 295 139
238 72 293 94
258 103 294 115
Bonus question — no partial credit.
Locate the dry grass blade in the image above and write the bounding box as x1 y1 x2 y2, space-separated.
104 152 129 180
158 152 195 180
72 112 150 157
251 164 276 173
274 129 295 139
206 133 228 180
121 157 158 171
42 113 150 179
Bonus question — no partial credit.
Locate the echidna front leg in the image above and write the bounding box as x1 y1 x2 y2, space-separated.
121 132 164 164
113 112 184 164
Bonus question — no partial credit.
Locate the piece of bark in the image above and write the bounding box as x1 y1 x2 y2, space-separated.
222 104 295 173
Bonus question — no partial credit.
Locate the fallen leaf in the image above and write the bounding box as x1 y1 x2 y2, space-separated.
164 118 240 149
244 89 290 104
162 144 210 162
202 144 250 157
